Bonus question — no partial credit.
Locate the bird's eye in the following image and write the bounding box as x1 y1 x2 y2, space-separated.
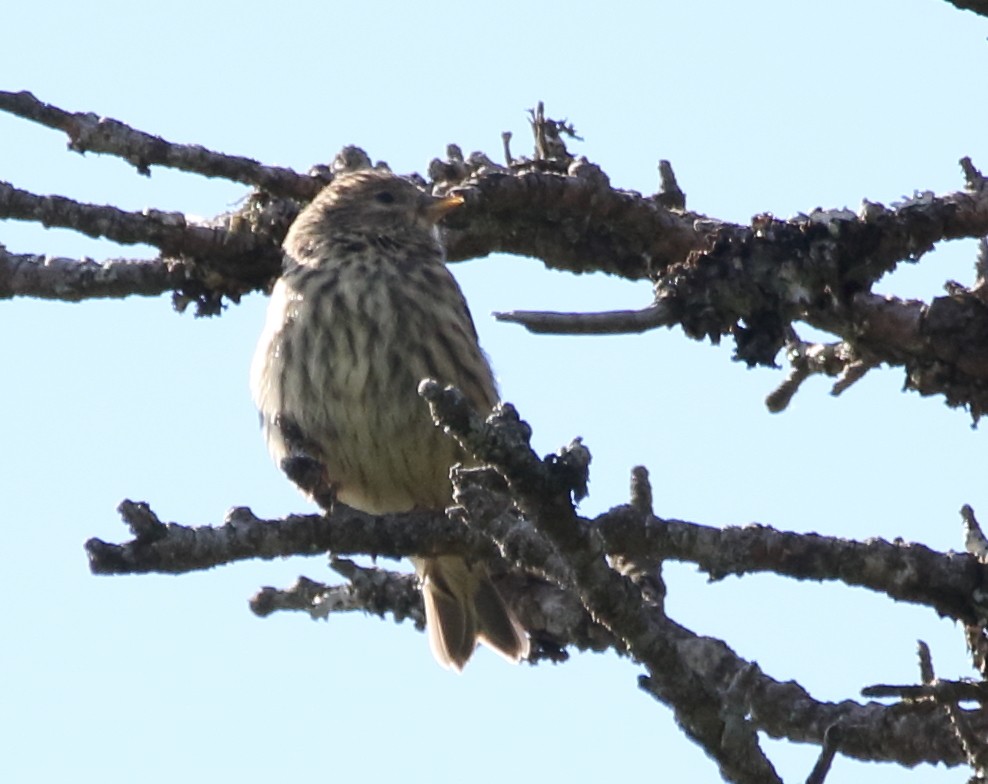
374 191 396 204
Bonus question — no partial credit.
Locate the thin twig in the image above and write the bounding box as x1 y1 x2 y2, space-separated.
87 495 988 626
961 155 988 192
962 504 988 559
0 180 257 257
805 724 842 784
0 182 287 312
862 679 988 702
0 246 185 301
655 159 686 210
765 332 873 413
917 640 988 775
0 90 321 198
494 303 674 335
250 566 425 627
420 380 782 784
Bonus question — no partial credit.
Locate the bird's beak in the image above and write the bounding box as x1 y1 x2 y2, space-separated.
424 193 465 223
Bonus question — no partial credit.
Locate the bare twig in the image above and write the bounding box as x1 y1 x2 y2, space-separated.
961 155 988 191
919 639 936 684
805 724 842 784
862 679 988 702
9 96 988 412
85 500 495 575
501 131 514 166
595 506 988 625
494 303 674 335
85 396 985 770
442 164 703 278
629 466 654 517
0 181 251 254
655 159 686 210
0 182 290 313
88 490 988 627
0 90 321 198
920 641 988 775
766 332 875 413
0 245 185 302
250 566 425 626
863 640 988 774
529 101 581 162
420 380 782 784
962 504 988 560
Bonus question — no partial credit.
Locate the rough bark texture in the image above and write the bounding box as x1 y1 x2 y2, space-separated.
8 88 988 782
7 89 988 416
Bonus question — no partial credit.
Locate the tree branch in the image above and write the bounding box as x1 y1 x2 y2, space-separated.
251 562 426 628
420 379 781 784
766 331 874 413
594 504 988 626
441 162 703 278
422 382 977 772
8 70 987 778
942 0 988 19
808 289 988 419
494 303 674 335
9 94 988 415
0 181 240 253
0 90 323 198
0 245 186 301
0 182 290 313
87 486 988 628
84 392 986 773
251 562 610 665
84 499 500 575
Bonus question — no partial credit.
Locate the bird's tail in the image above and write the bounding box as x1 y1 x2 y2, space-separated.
415 555 529 671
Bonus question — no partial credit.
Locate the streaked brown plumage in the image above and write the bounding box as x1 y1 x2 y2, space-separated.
250 169 529 670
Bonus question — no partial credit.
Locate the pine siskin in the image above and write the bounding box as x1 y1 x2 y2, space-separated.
250 169 529 670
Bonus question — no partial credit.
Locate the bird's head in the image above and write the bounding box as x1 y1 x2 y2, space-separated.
284 170 464 262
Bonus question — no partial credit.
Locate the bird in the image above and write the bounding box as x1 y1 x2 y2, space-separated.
250 168 529 671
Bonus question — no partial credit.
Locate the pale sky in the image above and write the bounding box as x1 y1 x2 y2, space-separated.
2 2 985 782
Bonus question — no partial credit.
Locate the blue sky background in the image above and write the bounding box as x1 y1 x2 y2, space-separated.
2 1 986 782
